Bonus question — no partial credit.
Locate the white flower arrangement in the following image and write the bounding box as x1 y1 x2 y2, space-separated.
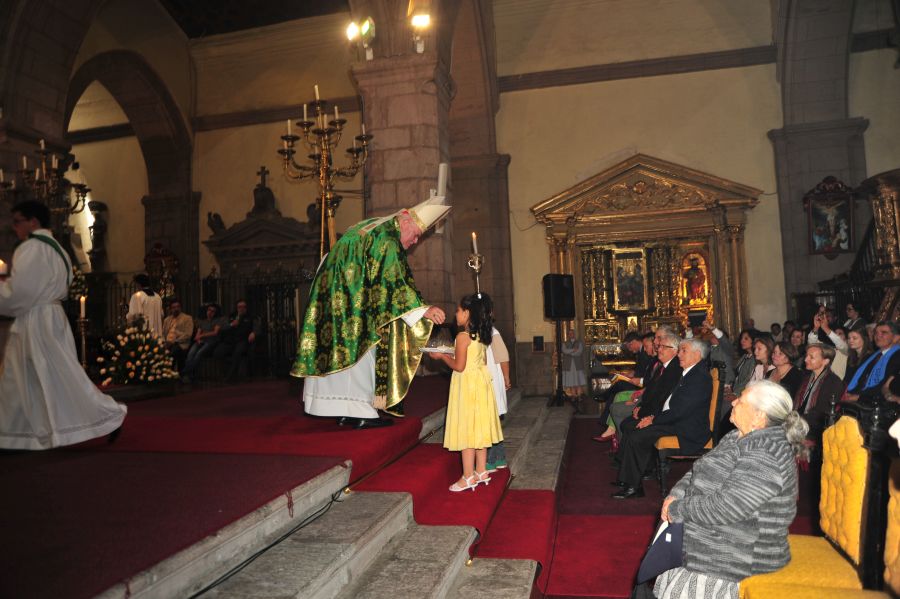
97 321 178 386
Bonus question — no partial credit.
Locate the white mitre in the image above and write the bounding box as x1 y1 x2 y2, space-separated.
408 194 451 232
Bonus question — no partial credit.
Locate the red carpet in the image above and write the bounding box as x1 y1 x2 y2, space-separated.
547 515 657 598
81 376 451 483
355 444 510 535
475 489 557 591
0 450 341 599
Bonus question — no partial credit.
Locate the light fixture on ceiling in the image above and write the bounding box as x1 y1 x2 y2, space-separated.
408 0 431 53
346 17 375 60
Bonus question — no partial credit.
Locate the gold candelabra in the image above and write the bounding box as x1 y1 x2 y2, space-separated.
278 87 372 258
0 139 90 239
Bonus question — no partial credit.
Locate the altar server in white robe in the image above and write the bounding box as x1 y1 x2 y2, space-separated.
0 200 126 450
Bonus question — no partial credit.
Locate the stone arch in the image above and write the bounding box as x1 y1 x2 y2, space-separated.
65 50 191 196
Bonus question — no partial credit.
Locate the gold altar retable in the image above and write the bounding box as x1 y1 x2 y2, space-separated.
532 154 761 342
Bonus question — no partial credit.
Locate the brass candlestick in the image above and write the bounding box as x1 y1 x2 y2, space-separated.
467 251 483 297
77 317 89 370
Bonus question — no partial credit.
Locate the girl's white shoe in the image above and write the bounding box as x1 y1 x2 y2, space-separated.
474 471 492 486
449 474 479 492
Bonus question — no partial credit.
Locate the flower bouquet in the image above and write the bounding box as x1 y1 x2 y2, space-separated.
96 320 178 386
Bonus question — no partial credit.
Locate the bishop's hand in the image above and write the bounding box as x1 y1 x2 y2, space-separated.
424 306 445 324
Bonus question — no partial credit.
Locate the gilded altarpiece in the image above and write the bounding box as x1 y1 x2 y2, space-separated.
533 154 761 342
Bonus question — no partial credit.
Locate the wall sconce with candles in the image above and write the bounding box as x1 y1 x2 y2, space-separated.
278 86 373 259
346 17 376 61
0 139 90 251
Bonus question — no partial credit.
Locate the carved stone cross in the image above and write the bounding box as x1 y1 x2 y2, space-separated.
257 165 269 188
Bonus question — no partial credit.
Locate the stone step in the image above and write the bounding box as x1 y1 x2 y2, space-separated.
98 462 351 599
446 558 539 599
334 524 477 599
204 491 413 599
511 402 572 491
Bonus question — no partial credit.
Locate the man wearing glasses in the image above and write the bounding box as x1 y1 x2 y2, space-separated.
0 200 126 449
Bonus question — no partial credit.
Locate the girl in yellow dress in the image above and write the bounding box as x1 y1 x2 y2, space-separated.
435 294 504 492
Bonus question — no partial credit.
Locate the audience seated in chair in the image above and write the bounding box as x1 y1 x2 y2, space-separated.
180 303 225 384
846 321 900 401
606 327 682 450
161 299 193 372
213 299 260 383
794 343 844 451
611 338 712 499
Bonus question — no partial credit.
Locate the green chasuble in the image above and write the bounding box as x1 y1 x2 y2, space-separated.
290 217 433 408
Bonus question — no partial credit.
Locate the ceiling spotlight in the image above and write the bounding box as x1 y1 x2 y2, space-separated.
346 22 359 41
410 14 430 30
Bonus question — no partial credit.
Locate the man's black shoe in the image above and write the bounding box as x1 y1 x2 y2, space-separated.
611 486 645 499
356 418 394 429
107 426 122 444
610 480 626 487
337 417 358 427
642 471 658 481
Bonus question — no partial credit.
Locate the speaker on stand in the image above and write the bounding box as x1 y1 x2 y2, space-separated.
542 274 580 410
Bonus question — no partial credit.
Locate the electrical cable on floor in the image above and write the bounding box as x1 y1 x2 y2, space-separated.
188 488 346 597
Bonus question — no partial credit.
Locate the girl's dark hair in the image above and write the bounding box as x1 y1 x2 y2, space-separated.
460 293 493 345
847 325 874 367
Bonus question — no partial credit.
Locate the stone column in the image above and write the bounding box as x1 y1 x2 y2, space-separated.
768 118 869 314
141 191 201 279
450 153 513 341
351 54 454 308
727 225 746 332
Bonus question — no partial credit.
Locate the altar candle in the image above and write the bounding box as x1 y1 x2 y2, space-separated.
22 155 27 170
334 105 340 121
39 138 45 150
437 163 448 197
361 123 366 136
303 103 308 122
0 168 4 183
80 295 86 318
314 85 320 101
35 168 41 180
0 259 7 276
471 232 478 254
51 155 58 169
286 119 292 135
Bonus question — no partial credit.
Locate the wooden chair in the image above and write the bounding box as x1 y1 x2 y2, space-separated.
739 401 898 598
654 364 724 495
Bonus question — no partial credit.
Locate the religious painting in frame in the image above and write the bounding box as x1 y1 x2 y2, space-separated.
804 176 854 257
680 251 710 307
611 248 649 312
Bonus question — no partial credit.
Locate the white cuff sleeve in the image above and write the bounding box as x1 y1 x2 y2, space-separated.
402 306 429 327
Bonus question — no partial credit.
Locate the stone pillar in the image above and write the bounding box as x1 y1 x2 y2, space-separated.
768 117 869 314
141 191 201 279
450 153 513 341
351 54 454 308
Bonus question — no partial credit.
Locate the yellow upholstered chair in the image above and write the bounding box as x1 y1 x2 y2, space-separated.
739 415 876 598
744 459 900 599
655 366 721 495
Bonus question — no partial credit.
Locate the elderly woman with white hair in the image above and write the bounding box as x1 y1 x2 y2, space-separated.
655 380 809 599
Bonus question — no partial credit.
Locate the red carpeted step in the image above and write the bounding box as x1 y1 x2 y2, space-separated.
354 444 510 536
0 451 342 599
474 489 557 591
547 514 657 598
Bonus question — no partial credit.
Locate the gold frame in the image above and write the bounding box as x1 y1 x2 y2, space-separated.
611 248 649 311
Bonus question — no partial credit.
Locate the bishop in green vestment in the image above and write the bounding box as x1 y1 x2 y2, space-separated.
291 198 449 423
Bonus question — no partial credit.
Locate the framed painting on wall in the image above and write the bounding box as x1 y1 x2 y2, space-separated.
804 176 854 257
611 248 649 311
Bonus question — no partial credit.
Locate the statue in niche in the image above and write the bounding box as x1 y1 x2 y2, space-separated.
207 212 226 236
88 200 108 271
248 165 281 219
681 253 709 305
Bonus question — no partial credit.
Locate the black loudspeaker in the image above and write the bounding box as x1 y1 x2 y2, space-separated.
542 274 575 320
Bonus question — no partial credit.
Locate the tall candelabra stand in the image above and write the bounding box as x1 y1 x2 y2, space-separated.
77 317 90 369
278 90 372 259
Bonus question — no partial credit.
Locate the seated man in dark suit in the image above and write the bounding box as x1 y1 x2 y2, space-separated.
614 327 684 445
594 332 656 440
612 338 713 499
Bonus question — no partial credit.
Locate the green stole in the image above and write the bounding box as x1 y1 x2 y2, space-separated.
291 217 432 408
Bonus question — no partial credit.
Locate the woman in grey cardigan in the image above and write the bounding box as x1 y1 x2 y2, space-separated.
655 380 809 599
